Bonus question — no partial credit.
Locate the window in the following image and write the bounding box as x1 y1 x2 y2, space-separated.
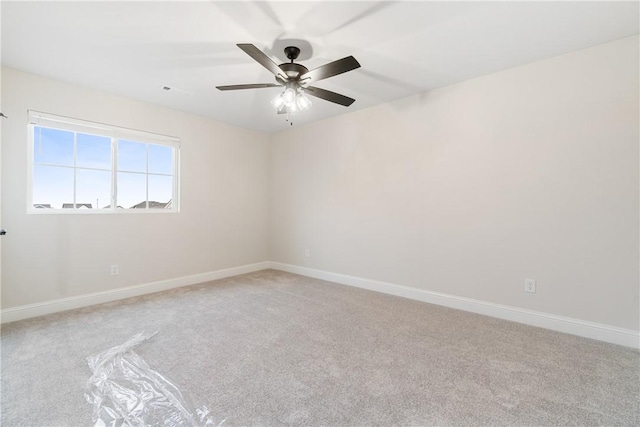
28 111 179 213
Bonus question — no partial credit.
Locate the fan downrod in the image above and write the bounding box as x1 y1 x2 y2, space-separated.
284 46 300 63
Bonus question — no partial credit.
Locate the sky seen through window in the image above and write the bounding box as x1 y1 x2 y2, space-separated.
32 127 174 209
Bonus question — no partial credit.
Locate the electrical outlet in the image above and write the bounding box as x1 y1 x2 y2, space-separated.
111 265 119 276
525 279 536 293
304 249 310 258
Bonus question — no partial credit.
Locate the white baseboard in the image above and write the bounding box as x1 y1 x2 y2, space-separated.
3 260 638 349
269 262 640 349
0 262 271 324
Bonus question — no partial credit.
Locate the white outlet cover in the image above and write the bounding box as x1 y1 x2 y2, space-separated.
525 279 536 293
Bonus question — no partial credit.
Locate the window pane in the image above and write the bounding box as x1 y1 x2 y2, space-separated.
117 140 147 172
33 165 73 209
148 175 172 209
77 133 111 170
148 144 173 175
29 113 179 213
117 172 146 209
76 169 111 209
33 127 74 166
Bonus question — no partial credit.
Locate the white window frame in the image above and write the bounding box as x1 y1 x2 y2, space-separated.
27 110 180 214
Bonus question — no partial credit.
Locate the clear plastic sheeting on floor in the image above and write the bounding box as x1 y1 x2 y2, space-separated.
85 331 218 427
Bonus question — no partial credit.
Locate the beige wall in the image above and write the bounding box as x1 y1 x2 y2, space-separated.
269 36 640 330
1 67 269 308
2 36 638 333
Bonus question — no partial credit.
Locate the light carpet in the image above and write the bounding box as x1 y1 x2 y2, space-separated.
1 269 639 425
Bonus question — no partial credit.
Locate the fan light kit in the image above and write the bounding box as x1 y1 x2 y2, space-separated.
217 44 361 125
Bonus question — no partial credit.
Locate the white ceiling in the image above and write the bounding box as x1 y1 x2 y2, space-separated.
2 1 638 133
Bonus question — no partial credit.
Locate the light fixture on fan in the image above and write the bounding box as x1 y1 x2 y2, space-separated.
271 84 312 118
217 44 360 125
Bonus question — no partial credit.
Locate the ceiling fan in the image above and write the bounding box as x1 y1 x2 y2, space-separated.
216 44 361 120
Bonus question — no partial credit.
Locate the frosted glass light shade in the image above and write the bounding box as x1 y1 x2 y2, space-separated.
296 92 312 111
283 88 296 104
271 93 285 110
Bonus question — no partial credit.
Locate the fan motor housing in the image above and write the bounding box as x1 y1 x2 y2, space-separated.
277 63 309 80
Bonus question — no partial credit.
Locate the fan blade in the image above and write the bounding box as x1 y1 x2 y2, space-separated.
237 43 289 81
216 83 281 91
305 86 355 107
300 56 361 83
